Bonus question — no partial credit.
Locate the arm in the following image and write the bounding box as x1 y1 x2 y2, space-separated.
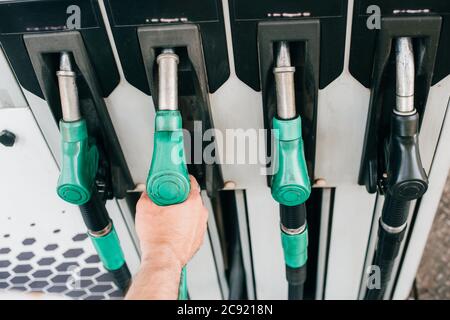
126 176 208 300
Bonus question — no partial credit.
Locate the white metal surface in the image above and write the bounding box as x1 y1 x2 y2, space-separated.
315 188 332 300
0 107 124 299
0 48 27 108
187 192 227 300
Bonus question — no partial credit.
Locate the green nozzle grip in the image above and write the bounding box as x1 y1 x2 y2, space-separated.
281 226 308 268
57 120 98 205
90 225 126 271
271 116 311 206
146 111 190 206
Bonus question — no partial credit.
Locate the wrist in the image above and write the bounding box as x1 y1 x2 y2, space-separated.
141 245 183 274
126 246 182 300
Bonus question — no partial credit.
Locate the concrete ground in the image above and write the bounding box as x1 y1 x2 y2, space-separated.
414 173 450 299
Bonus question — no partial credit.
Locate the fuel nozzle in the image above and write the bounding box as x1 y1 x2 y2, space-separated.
271 42 311 206
271 42 311 300
55 52 130 293
365 37 429 300
56 52 98 205
145 48 191 300
146 48 190 207
382 37 428 229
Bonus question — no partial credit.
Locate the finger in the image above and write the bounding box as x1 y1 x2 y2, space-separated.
192 218 208 253
191 208 208 253
188 175 201 194
136 191 157 213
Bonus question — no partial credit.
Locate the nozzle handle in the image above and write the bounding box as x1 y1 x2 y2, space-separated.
271 116 311 206
57 120 98 205
146 110 190 206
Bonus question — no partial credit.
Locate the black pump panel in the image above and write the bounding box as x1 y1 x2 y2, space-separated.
103 0 230 94
258 20 320 183
356 16 441 193
350 0 450 87
229 0 347 91
0 0 119 98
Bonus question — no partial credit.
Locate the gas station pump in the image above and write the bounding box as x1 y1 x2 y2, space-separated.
1 0 450 302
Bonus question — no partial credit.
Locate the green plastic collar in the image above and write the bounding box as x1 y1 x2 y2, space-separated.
147 111 190 206
90 225 126 271
57 120 98 205
178 267 188 300
271 116 311 206
281 226 308 268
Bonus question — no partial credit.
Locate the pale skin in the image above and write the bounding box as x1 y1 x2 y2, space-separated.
125 175 208 300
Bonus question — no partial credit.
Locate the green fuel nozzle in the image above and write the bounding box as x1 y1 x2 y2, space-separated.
146 49 190 206
146 110 190 206
271 42 311 206
271 116 311 206
55 52 131 293
57 120 99 205
270 42 311 300
56 52 98 205
146 49 190 300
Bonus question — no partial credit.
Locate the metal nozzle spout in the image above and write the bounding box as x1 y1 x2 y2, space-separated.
157 48 179 111
57 52 81 122
274 41 296 120
395 37 415 114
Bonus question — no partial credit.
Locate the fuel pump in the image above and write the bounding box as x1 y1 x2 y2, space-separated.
364 38 428 300
55 52 131 293
271 42 311 300
146 49 190 300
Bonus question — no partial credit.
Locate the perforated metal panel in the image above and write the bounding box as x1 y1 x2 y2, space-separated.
0 228 122 300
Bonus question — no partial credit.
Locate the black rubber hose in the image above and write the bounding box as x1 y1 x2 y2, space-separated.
280 204 308 300
288 284 304 300
286 265 307 300
381 194 410 228
280 204 306 229
364 222 407 300
79 189 132 295
78 188 110 232
109 263 132 294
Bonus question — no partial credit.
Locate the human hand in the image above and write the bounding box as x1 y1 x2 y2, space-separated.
135 175 208 271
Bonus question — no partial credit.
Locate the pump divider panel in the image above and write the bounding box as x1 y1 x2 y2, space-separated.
350 0 450 88
103 0 229 94
229 0 347 91
137 24 223 195
0 0 119 98
258 20 320 185
23 31 134 198
357 16 441 193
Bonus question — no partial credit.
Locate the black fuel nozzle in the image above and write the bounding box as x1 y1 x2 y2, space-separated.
381 37 428 229
365 37 429 300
